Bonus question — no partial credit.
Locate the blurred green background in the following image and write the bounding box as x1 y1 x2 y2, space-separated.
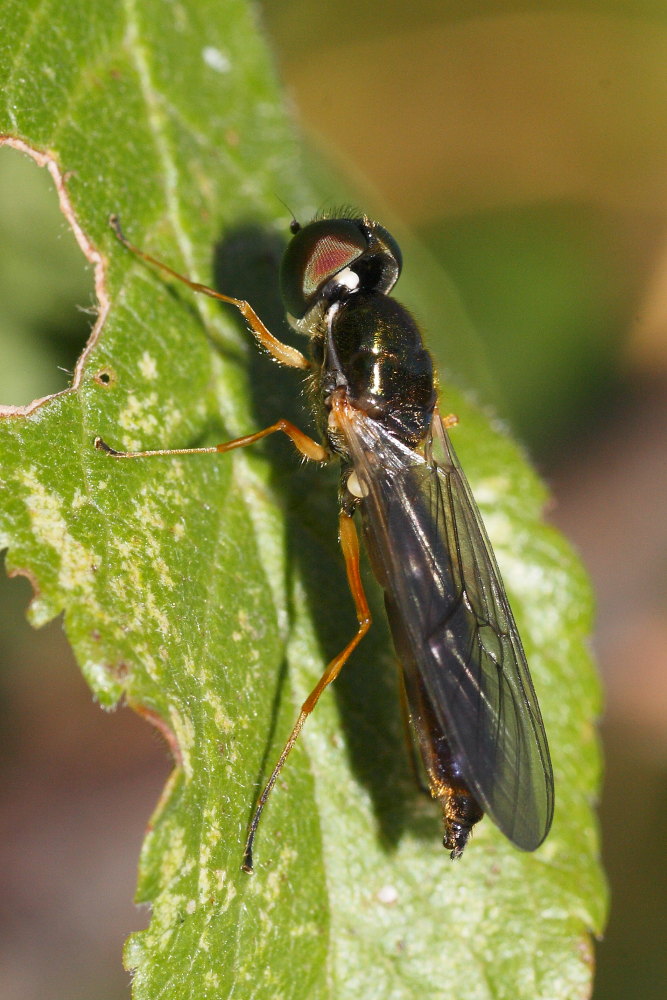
2 2 667 998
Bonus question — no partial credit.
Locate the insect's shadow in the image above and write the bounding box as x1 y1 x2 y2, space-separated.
212 222 436 856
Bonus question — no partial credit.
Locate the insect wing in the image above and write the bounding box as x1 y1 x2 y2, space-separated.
339 404 554 850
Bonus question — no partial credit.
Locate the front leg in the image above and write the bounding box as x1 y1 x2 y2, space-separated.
109 214 311 370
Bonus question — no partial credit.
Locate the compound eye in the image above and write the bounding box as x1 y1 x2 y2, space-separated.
281 219 367 319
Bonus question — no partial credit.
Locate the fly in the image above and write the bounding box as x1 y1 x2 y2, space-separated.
96 212 554 870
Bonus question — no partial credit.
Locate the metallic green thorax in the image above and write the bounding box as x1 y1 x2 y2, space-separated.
309 292 437 454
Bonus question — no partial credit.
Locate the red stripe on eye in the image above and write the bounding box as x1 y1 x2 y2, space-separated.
303 235 363 296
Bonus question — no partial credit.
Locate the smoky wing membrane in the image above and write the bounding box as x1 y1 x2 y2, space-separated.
343 407 554 850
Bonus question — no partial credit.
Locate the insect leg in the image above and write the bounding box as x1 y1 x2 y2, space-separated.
242 512 372 872
109 214 310 370
94 419 327 463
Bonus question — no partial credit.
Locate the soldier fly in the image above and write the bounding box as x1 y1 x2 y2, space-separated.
97 212 554 870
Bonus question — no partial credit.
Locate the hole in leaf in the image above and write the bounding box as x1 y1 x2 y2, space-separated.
0 146 95 406
94 367 115 387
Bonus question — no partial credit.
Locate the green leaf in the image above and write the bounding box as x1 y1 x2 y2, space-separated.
0 1 607 998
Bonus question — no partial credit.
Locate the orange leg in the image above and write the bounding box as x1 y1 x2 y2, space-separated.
109 214 310 370
95 419 327 464
241 512 372 873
